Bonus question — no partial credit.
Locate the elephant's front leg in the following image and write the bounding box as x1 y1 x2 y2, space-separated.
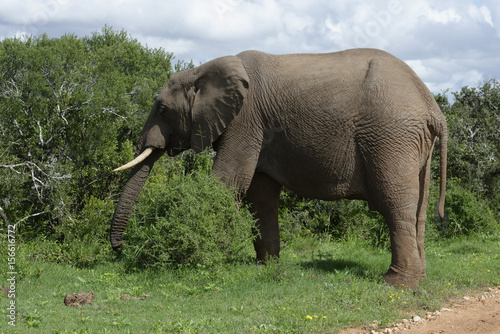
246 172 282 262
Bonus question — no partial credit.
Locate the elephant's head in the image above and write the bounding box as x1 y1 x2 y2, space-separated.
109 56 250 250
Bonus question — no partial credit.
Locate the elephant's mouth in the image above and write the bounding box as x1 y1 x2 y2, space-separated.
167 147 186 157
166 136 191 157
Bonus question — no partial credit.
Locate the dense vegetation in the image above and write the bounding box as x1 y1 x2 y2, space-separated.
0 27 194 264
1 27 499 267
0 28 499 332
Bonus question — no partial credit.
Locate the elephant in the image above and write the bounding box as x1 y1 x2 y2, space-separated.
109 48 447 288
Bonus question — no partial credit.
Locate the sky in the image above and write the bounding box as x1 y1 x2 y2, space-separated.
1 0 499 96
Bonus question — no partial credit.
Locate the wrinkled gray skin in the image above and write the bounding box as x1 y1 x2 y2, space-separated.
110 49 447 288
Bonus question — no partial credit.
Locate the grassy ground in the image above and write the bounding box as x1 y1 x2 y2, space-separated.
1 234 499 333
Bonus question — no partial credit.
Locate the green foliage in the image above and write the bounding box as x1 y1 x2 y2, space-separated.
0 27 175 241
432 179 498 238
0 32 498 330
1 26 498 275
436 80 500 206
58 196 115 243
122 152 256 270
432 80 500 238
279 189 389 248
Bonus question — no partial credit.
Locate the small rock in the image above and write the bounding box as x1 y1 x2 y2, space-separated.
413 289 427 296
412 315 421 322
401 319 410 324
120 294 131 300
463 296 470 300
139 295 148 300
64 291 95 307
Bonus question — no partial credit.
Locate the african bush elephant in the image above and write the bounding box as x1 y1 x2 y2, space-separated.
110 48 447 288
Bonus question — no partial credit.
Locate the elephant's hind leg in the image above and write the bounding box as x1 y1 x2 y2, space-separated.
246 172 282 263
368 172 423 288
383 217 421 289
416 155 433 280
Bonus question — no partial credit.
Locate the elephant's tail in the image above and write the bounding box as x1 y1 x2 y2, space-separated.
437 119 447 219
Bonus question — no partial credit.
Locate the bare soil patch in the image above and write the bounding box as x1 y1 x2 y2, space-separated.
341 286 500 334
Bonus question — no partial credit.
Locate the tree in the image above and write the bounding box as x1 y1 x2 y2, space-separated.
434 79 500 226
438 80 500 194
0 27 177 238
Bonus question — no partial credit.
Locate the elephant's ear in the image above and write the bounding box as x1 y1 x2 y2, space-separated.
191 56 249 153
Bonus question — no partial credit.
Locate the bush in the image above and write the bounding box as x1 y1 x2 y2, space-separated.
429 179 498 238
278 190 389 249
57 196 115 243
122 156 256 270
435 80 500 222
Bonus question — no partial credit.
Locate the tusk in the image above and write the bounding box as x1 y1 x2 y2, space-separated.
113 147 154 172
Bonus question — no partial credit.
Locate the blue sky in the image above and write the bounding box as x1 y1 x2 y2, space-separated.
1 0 499 95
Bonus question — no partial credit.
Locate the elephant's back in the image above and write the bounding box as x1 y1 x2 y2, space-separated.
238 49 435 110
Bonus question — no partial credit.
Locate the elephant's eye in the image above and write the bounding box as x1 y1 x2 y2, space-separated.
159 106 167 116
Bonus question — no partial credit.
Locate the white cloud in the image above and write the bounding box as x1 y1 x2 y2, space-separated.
0 0 499 93
424 7 462 24
480 5 494 26
468 4 495 27
283 12 313 35
137 35 196 57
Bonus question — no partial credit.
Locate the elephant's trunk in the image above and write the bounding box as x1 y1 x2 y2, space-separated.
110 148 161 249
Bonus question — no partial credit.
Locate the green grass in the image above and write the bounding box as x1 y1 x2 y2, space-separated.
2 234 499 333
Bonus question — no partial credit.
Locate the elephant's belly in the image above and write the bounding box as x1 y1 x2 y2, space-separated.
257 149 366 201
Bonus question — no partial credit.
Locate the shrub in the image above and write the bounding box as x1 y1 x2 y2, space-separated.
57 196 115 243
122 158 256 270
435 80 500 222
278 189 389 249
430 179 498 238
427 178 498 239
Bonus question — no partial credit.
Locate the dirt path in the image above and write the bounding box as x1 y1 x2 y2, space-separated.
341 286 500 334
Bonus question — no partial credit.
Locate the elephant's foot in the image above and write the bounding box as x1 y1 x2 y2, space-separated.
255 252 279 265
253 237 280 264
110 239 125 251
383 268 419 289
